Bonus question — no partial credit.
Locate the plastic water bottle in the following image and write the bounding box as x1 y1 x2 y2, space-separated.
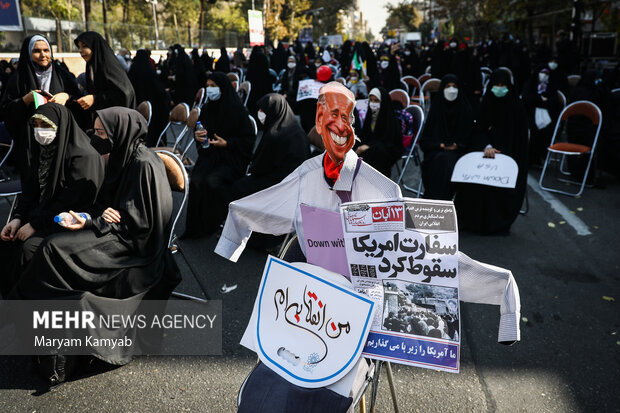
54 212 91 227
196 121 209 149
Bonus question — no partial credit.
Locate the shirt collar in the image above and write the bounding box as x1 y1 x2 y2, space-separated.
332 150 358 191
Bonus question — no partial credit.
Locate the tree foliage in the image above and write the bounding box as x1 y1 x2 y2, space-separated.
382 1 421 34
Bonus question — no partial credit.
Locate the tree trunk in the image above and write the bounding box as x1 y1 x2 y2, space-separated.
102 0 110 44
84 0 91 31
56 18 63 53
199 0 205 46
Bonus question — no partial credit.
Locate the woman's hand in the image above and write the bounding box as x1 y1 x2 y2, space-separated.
194 128 207 143
50 92 70 105
102 207 121 224
64 210 87 231
209 133 227 148
22 90 40 106
440 143 458 151
76 94 95 110
484 147 501 158
356 144 370 155
15 223 35 241
0 218 22 241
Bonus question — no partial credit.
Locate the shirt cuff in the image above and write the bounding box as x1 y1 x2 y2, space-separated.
214 235 245 263
498 312 520 343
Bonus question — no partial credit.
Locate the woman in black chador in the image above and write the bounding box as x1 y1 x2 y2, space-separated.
128 49 170 145
0 103 104 297
74 31 136 128
10 106 179 304
356 87 403 177
419 74 474 200
245 50 274 119
455 69 528 234
184 72 255 238
167 44 199 106
0 35 81 185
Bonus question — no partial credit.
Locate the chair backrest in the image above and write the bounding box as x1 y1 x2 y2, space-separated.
497 66 514 85
389 89 409 109
187 107 200 130
227 73 239 91
401 76 421 97
193 88 206 109
399 80 409 95
239 81 251 106
421 78 441 93
418 73 431 84
567 74 581 88
424 65 431 74
557 90 567 108
248 114 258 136
0 123 14 171
404 105 425 149
155 150 189 248
610 87 620 99
169 102 190 123
480 67 492 76
137 101 152 126
560 100 601 125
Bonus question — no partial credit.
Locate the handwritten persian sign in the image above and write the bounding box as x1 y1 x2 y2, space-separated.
451 152 518 189
341 199 461 373
245 257 375 388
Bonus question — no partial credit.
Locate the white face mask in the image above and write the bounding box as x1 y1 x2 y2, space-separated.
380 61 389 69
443 86 458 102
257 110 267 124
369 101 381 112
315 62 322 68
548 62 558 71
34 127 56 146
206 86 221 101
404 51 411 56
450 42 457 48
287 62 296 69
538 73 549 83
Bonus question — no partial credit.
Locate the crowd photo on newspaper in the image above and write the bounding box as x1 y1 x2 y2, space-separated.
0 0 619 410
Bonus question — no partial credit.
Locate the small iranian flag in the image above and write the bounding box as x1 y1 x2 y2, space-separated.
32 91 48 109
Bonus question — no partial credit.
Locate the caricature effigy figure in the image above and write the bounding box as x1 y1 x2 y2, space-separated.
216 81 521 413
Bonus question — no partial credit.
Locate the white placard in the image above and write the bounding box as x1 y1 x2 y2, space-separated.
451 152 518 189
243 257 375 388
248 10 264 46
296 79 324 102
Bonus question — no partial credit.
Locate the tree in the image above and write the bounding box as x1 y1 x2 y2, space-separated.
309 0 356 38
382 0 421 34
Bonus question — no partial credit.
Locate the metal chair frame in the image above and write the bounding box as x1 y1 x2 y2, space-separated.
538 100 603 197
396 105 425 198
0 133 21 224
154 150 208 303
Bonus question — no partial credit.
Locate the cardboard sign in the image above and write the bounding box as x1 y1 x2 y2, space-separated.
451 152 518 189
300 204 349 278
296 79 323 102
243 257 375 388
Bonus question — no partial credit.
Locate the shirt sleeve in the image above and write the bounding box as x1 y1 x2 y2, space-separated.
458 251 521 344
214 170 302 262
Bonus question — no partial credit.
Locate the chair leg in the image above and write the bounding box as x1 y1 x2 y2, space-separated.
519 187 529 215
6 195 17 225
359 394 366 413
170 242 211 303
384 362 400 413
369 361 382 413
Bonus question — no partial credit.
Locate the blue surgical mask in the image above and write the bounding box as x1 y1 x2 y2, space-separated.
491 86 509 98
206 86 221 101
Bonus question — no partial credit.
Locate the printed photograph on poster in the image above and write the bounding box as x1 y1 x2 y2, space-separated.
381 280 459 342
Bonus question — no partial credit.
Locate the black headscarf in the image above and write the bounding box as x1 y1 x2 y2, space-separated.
167 44 199 105
251 93 309 178
74 31 136 109
96 106 147 196
201 49 213 72
361 87 401 145
421 74 474 152
198 72 255 171
128 49 167 106
25 103 104 229
246 51 274 117
214 47 231 73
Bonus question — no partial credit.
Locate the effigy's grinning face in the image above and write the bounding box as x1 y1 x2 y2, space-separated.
317 91 355 165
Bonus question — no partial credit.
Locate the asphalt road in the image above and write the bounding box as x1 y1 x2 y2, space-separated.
0 168 618 413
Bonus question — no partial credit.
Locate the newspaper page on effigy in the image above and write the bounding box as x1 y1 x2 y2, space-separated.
340 198 461 373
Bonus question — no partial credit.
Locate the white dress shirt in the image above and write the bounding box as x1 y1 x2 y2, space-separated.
215 151 520 343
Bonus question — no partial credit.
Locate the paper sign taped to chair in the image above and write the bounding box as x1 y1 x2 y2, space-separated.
451 152 518 189
243 256 375 388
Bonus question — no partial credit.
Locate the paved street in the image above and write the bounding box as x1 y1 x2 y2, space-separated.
0 169 619 412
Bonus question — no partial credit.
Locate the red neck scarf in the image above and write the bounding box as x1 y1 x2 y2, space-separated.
323 154 343 182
